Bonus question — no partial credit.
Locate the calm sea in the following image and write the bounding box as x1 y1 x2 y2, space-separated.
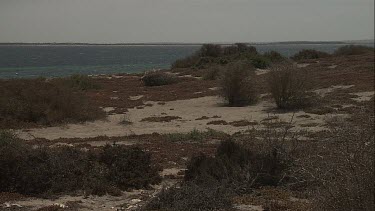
0 43 373 78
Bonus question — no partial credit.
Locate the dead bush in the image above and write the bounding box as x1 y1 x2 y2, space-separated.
220 62 258 106
299 116 374 211
0 78 104 128
141 72 179 86
0 131 161 196
333 45 374 56
268 64 313 109
291 49 331 60
144 183 233 211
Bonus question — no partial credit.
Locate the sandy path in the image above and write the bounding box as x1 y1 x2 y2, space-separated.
16 96 340 140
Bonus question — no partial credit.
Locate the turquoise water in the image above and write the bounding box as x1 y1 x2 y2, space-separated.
0 43 373 78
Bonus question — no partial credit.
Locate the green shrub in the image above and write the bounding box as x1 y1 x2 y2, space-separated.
333 45 374 56
268 64 312 109
0 78 104 128
142 72 179 86
250 56 271 69
263 51 286 63
0 131 161 196
291 49 331 60
220 62 258 106
62 74 100 90
172 55 199 69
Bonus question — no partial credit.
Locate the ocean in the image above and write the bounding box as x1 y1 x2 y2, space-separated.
0 43 373 79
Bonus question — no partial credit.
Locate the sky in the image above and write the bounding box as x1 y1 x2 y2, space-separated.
0 0 374 43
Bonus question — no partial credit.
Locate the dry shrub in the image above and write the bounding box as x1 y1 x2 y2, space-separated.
0 131 161 196
221 62 258 106
202 66 223 80
268 64 312 109
0 78 104 128
291 49 331 60
299 116 374 211
141 72 179 86
59 74 100 90
333 45 374 56
144 183 233 211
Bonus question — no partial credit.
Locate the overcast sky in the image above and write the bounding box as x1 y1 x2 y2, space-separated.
0 0 374 43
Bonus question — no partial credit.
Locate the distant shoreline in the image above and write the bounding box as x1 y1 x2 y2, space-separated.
1 40 373 46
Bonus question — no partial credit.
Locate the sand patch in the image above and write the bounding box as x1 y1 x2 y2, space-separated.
313 85 354 97
296 63 310 68
129 95 144 101
17 96 341 140
255 69 271 75
350 91 374 102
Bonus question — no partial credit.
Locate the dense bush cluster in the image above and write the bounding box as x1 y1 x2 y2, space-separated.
333 45 374 56
291 49 331 60
0 131 161 196
141 72 179 86
263 51 285 63
220 62 258 106
145 138 293 210
0 78 104 128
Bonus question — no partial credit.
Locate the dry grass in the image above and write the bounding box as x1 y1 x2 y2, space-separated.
0 78 105 129
301 116 374 211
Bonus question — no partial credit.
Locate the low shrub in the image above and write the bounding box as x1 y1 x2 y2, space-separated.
220 62 258 106
146 125 298 210
268 64 312 109
185 140 289 188
172 55 199 69
291 49 331 60
333 45 374 56
0 131 161 196
144 183 233 211
61 74 100 90
202 66 223 80
263 51 286 63
141 72 179 86
0 78 105 128
250 56 271 69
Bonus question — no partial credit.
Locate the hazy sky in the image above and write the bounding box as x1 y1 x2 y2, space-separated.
0 0 374 43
